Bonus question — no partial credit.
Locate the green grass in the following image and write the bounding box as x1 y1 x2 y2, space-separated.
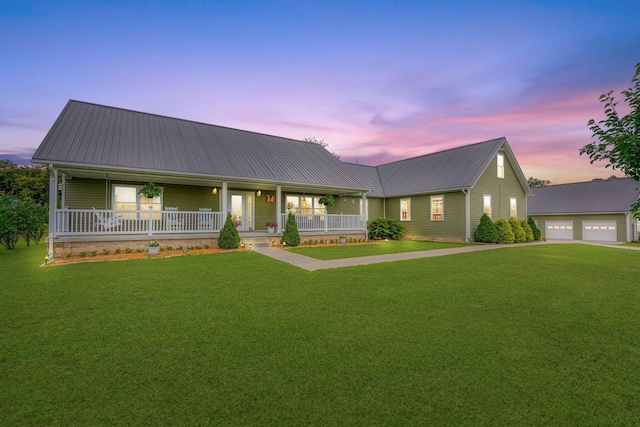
287 239 468 259
1 241 640 425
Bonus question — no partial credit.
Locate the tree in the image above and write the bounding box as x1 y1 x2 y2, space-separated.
527 177 552 188
304 137 341 159
528 216 541 241
580 62 640 218
474 214 497 243
509 217 526 243
218 212 240 249
494 219 514 244
280 211 301 246
0 160 49 205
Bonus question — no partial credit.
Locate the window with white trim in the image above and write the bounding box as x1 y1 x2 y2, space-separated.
497 154 505 179
113 185 162 219
285 195 325 215
431 195 443 221
510 197 517 218
483 195 492 218
400 198 411 221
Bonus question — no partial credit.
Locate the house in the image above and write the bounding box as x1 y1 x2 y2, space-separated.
32 100 531 258
528 179 640 242
348 137 532 242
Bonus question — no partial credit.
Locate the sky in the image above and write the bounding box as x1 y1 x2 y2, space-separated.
1 0 639 183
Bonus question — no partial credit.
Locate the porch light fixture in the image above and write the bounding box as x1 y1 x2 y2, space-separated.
212 187 218 195
257 190 262 197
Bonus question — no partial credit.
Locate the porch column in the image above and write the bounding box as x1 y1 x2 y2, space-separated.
47 165 57 259
276 186 282 232
362 192 368 241
60 173 66 207
221 182 228 216
463 188 471 244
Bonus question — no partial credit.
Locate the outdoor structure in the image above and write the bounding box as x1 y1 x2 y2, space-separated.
33 100 532 258
528 178 640 242
348 138 532 242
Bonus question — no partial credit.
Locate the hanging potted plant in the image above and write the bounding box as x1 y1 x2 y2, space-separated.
319 195 335 208
139 182 164 199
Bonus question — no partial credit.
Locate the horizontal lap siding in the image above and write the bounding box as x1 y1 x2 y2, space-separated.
65 178 110 209
532 214 627 242
367 198 384 222
470 152 527 232
255 193 277 231
163 184 219 211
332 196 361 215
385 193 466 238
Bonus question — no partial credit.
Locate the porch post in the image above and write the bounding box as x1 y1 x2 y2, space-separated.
362 192 368 230
60 173 66 207
47 165 57 259
221 182 228 216
276 186 282 232
463 188 471 244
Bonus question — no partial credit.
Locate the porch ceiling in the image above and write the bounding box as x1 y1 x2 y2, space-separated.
58 167 365 196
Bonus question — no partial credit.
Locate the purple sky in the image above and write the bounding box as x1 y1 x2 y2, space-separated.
1 1 639 183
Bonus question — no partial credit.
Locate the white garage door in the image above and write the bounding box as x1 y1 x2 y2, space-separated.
546 221 574 240
583 221 617 242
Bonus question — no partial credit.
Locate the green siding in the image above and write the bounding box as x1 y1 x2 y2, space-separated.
65 178 110 209
367 198 384 221
470 152 528 233
331 196 362 215
255 192 277 231
385 193 466 238
163 184 219 211
531 214 628 242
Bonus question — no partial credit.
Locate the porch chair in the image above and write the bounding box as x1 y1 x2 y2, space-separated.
198 208 212 231
164 207 184 231
92 207 122 230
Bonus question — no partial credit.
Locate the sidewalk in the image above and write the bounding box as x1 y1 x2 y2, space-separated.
253 240 638 271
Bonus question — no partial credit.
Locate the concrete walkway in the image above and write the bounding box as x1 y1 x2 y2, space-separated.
253 240 639 271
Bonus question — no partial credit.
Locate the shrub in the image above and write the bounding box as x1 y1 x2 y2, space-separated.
280 211 301 246
474 213 498 243
528 216 541 241
14 197 47 246
509 218 526 243
0 196 21 250
218 212 241 249
368 218 406 240
495 219 514 244
521 219 534 242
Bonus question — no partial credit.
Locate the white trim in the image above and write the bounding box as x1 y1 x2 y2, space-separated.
497 153 505 179
510 197 517 219
463 189 470 244
430 195 444 221
276 186 282 232
400 197 411 221
483 194 492 219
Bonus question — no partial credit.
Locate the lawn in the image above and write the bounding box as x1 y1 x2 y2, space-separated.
287 239 468 260
1 242 639 425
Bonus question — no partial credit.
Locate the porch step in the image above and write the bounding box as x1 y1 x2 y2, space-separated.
242 236 271 248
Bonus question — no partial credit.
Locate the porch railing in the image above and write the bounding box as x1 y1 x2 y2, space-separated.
280 213 364 232
54 208 225 236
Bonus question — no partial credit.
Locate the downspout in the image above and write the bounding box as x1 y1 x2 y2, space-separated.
362 192 368 241
47 165 57 259
462 188 470 244
625 212 631 243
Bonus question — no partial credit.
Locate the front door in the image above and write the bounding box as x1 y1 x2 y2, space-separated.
229 192 253 231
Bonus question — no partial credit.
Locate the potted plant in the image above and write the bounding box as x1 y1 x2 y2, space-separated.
319 195 335 208
266 221 278 233
339 234 347 245
148 241 160 255
139 182 164 199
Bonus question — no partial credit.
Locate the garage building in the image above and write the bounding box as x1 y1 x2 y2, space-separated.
528 178 639 243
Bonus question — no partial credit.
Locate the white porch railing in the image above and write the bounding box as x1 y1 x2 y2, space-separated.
54 208 225 236
280 213 364 232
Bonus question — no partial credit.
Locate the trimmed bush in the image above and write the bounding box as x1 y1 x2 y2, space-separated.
509 218 526 243
475 213 498 243
495 219 515 244
367 218 406 240
528 216 541 241
521 219 534 242
280 211 301 247
218 212 241 249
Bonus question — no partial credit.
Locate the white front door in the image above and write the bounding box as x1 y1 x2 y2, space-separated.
229 192 253 231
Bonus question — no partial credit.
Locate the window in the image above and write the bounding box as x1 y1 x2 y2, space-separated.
400 198 411 221
431 195 443 221
483 195 492 218
510 197 517 218
497 154 505 179
113 185 162 219
286 195 325 215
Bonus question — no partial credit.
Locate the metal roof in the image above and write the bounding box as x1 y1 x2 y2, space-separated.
374 137 517 197
32 100 374 191
345 163 385 197
529 178 640 214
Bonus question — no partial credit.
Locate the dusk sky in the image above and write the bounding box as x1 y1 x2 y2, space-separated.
1 1 639 183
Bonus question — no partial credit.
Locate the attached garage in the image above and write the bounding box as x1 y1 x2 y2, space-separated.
545 220 574 240
582 220 617 242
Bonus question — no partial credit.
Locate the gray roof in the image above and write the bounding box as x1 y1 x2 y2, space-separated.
32 100 373 191
345 163 384 197
373 137 529 197
529 178 640 214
